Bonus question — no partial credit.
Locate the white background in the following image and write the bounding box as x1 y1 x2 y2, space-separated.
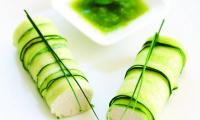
0 0 199 120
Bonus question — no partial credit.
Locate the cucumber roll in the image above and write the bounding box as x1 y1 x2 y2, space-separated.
13 17 93 117
107 36 186 120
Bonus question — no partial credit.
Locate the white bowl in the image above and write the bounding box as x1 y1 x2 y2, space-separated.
52 0 169 45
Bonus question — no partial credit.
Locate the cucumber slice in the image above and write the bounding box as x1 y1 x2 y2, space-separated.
14 17 93 117
27 47 73 81
125 65 172 95
20 35 65 60
39 69 85 90
108 96 154 120
37 59 84 87
107 36 186 120
23 39 68 68
16 23 61 56
134 37 186 90
44 77 93 117
40 75 87 96
14 17 53 44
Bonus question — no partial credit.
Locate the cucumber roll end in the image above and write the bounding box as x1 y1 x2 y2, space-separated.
107 106 148 120
48 85 93 117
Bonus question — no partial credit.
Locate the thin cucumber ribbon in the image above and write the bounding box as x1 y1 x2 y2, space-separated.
24 10 100 120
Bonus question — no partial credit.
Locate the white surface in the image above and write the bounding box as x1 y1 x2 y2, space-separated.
0 0 200 120
52 0 168 45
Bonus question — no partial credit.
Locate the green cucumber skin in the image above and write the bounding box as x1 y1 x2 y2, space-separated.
18 23 48 43
14 18 92 115
40 75 87 96
134 44 184 90
117 69 169 119
15 21 87 85
37 59 87 89
108 36 186 120
37 59 73 87
141 41 186 72
39 69 87 94
108 95 155 120
125 65 172 95
23 39 68 70
20 35 65 60
16 24 61 57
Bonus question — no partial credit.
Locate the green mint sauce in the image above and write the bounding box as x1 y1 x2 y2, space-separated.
72 0 149 33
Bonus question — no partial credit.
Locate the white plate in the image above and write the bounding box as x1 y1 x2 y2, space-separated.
1 0 200 120
52 0 169 45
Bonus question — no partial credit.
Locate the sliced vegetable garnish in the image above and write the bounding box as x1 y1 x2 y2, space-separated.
24 10 99 120
119 19 165 120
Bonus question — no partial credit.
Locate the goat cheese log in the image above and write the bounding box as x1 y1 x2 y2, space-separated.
107 36 186 120
13 17 93 117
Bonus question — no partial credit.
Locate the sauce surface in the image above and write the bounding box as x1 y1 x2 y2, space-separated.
72 0 149 32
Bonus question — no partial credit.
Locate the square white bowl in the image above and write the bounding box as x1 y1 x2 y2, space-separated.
52 0 169 45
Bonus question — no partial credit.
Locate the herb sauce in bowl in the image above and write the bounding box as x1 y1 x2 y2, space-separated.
72 0 149 32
